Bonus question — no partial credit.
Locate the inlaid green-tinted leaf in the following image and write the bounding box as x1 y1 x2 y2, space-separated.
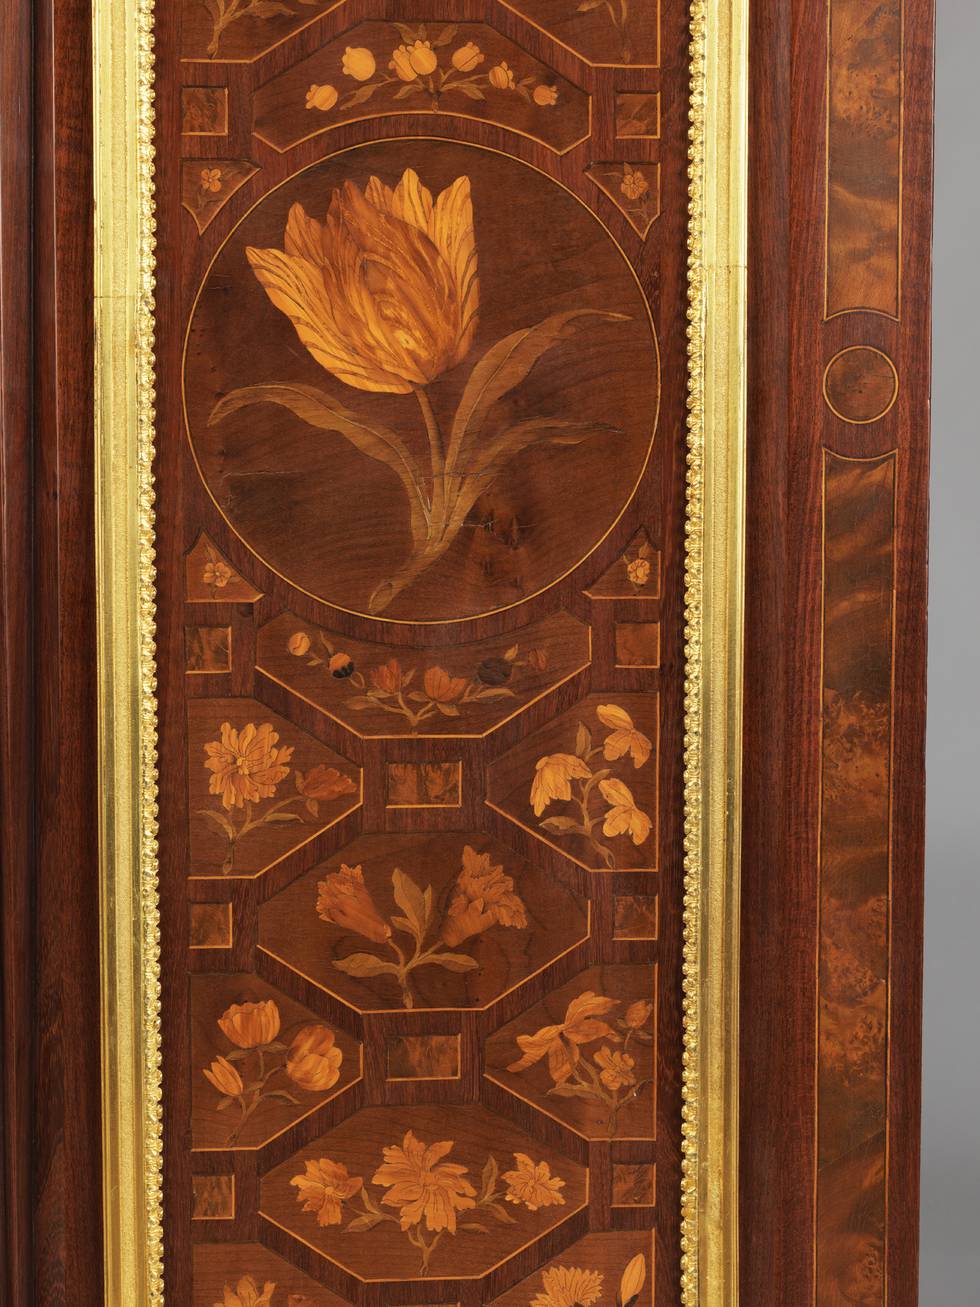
447 310 629 475
346 1213 383 1232
389 914 417 938
540 816 583 835
548 1082 598 1099
426 952 479 972
196 808 236 839
392 868 428 938
576 721 593 758
246 0 294 17
333 952 400 978
481 1152 498 1201
449 83 486 101
208 383 428 547
343 83 379 109
485 1201 517 1224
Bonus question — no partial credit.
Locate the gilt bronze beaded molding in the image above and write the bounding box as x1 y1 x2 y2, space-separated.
92 1 747 1304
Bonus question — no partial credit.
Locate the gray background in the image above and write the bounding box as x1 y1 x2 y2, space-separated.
920 0 980 1299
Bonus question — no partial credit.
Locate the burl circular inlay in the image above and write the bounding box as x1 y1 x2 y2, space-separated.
823 346 899 425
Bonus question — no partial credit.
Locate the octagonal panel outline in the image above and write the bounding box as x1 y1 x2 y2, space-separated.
258 830 591 1013
251 16 593 157
488 1230 655 1307
187 696 362 880
191 972 364 1153
259 1103 589 1282
496 0 661 70
194 1241 354 1307
180 0 347 64
486 692 660 874
484 963 657 1141
257 610 592 741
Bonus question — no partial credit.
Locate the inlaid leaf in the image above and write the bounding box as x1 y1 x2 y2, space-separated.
540 816 583 834
209 383 429 548
196 808 236 839
333 952 400 978
427 952 480 972
447 310 630 475
481 1152 499 1200
392 868 428 939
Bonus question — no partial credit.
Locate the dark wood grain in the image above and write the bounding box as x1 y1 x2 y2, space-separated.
31 0 106 1302
741 2 933 1306
0 0 35 1299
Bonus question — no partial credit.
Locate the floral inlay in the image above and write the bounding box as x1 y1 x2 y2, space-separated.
210 168 626 613
212 1274 276 1307
302 24 559 116
531 704 653 868
199 720 356 872
290 1135 564 1272
201 998 345 1144
287 626 547 731
531 1250 646 1307
203 0 320 59
507 992 654 1135
318 846 527 1008
624 536 656 590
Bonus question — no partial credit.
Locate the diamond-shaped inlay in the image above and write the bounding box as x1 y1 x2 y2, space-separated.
485 965 656 1140
260 1104 587 1282
259 832 589 1012
252 20 590 156
192 974 362 1151
257 610 591 738
188 697 361 878
487 693 659 872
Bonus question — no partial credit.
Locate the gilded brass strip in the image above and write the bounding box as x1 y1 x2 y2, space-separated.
93 0 164 1304
683 2 748 1305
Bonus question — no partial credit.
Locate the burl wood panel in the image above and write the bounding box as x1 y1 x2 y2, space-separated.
825 0 903 319
151 1 686 1305
816 453 895 1307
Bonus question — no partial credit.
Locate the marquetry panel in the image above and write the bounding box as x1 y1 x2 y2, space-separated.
154 1 687 1304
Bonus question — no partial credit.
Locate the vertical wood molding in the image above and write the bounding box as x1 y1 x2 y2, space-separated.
0 0 35 1298
33 0 105 1300
742 2 932 1306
